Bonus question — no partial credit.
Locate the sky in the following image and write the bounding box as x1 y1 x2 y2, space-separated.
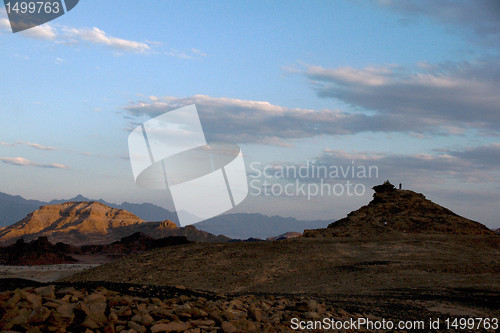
0 0 499 228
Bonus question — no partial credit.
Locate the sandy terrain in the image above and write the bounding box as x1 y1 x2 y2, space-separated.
0 264 100 282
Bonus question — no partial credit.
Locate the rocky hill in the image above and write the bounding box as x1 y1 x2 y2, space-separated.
0 202 145 245
304 181 495 237
0 192 179 227
0 202 228 246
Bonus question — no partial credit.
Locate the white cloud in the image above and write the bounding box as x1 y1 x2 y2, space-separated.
0 18 10 32
259 144 498 193
304 59 500 135
22 142 58 151
322 149 386 161
164 49 191 59
0 141 58 151
374 0 500 46
164 48 207 59
125 91 481 145
307 65 393 86
0 157 67 169
19 23 57 40
450 143 500 168
1 12 56 39
191 48 207 57
318 144 500 185
0 11 151 54
124 94 365 145
62 27 150 53
263 142 500 186
1 13 204 56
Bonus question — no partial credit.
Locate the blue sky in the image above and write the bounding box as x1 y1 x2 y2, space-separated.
1 0 499 228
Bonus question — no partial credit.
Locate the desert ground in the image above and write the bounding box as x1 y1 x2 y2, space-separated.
1 234 498 332
63 234 499 329
65 235 499 295
0 264 100 283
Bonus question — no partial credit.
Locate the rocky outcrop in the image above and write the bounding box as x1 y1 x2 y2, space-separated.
0 237 78 265
267 232 302 241
122 223 230 243
305 182 495 237
372 181 396 193
166 225 229 243
158 220 178 229
81 232 192 255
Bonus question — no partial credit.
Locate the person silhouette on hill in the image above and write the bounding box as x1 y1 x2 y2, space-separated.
399 183 402 190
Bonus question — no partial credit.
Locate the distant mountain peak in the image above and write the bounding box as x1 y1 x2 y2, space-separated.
70 194 91 201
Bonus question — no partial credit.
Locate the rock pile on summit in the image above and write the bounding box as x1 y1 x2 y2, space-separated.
305 182 495 237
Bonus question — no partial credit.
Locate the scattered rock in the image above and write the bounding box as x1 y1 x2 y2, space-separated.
249 303 262 321
127 321 146 333
34 285 56 299
0 284 351 332
27 306 51 324
221 321 237 332
151 321 189 332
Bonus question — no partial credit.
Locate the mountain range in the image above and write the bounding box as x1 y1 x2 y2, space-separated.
0 201 228 246
0 192 331 239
